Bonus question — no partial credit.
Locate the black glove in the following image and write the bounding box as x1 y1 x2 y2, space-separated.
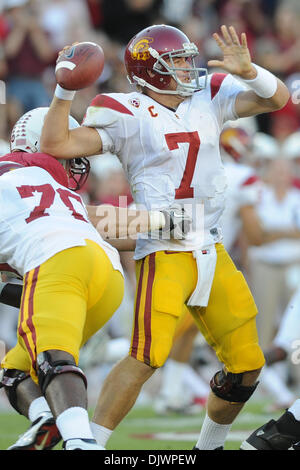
160 207 192 239
0 282 22 308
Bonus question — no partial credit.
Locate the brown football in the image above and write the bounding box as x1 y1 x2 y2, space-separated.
55 42 105 90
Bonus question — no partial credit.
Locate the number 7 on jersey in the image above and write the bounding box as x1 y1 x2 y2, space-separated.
165 131 200 199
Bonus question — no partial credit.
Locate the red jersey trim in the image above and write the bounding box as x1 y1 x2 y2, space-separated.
0 263 21 277
241 175 259 187
90 94 134 115
210 73 227 100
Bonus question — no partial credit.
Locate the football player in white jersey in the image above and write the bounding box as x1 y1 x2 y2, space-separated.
0 107 127 450
40 24 290 450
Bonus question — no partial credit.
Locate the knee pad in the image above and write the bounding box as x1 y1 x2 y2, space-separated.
210 369 258 403
0 368 30 414
36 351 87 395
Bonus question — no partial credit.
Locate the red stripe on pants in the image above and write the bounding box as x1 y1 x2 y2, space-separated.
131 258 145 359
18 268 39 367
143 253 156 365
26 267 39 367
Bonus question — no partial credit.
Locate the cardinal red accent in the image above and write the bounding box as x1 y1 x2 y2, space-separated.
293 177 300 189
0 263 21 277
242 175 259 186
90 95 133 116
210 73 227 100
143 253 156 365
131 258 145 359
0 153 68 188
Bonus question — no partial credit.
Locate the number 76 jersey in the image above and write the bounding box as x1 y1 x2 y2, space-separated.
83 73 246 259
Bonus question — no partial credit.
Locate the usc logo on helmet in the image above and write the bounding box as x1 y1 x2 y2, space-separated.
131 37 154 61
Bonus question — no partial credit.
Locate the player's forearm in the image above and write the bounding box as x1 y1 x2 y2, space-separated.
235 67 290 118
254 79 290 112
87 205 164 238
40 96 72 157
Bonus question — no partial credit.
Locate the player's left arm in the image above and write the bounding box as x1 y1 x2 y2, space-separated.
208 25 290 117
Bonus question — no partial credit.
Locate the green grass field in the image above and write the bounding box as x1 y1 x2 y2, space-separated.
0 399 281 451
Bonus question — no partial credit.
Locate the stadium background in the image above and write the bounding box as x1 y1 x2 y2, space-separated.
0 0 300 450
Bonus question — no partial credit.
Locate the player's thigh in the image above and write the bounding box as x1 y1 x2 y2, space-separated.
18 261 87 374
82 268 124 346
130 251 197 368
191 244 265 373
19 242 116 368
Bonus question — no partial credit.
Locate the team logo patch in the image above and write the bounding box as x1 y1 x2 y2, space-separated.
131 37 154 61
129 98 140 108
64 46 75 59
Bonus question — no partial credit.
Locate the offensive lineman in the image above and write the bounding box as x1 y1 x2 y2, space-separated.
0 107 125 450
40 24 290 450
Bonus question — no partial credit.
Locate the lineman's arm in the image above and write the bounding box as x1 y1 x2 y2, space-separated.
86 205 191 240
87 205 159 239
40 96 102 159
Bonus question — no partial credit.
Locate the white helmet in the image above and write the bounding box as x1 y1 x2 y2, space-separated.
10 107 78 153
281 131 300 160
10 107 90 190
252 132 280 160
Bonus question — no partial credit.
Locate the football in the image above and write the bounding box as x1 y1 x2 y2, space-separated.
55 42 105 90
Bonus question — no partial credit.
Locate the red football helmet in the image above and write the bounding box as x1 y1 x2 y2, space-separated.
220 126 253 162
124 24 207 96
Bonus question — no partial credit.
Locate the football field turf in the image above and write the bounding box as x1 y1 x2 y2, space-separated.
0 399 281 451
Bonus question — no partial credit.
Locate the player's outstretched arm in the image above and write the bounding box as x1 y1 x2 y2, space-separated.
86 205 192 240
209 25 290 117
40 95 102 159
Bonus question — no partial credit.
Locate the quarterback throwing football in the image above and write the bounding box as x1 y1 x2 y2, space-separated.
41 24 290 450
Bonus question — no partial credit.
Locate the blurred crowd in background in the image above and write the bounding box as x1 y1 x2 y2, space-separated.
1 0 300 415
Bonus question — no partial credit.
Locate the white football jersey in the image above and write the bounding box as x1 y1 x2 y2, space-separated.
0 164 123 276
220 161 261 252
83 73 246 259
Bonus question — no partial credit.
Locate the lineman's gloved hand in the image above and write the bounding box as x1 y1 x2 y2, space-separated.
160 206 192 239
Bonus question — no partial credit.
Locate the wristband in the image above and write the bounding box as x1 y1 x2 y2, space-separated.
240 64 278 99
55 84 76 101
148 210 166 231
